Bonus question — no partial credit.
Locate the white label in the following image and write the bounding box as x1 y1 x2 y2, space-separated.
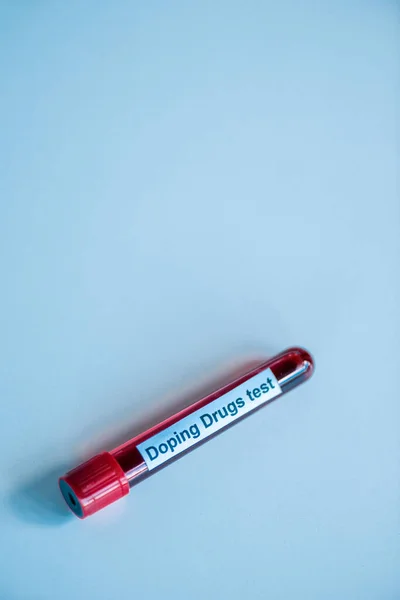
137 368 281 471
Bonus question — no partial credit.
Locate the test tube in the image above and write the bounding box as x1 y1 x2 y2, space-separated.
59 347 314 518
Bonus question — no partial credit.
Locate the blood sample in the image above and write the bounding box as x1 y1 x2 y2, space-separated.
59 347 314 518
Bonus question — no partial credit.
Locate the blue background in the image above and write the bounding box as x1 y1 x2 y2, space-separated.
0 2 399 598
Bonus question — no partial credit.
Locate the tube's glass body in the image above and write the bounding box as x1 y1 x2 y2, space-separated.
59 347 314 518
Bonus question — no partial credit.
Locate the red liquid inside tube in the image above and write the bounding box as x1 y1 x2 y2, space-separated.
59 347 314 518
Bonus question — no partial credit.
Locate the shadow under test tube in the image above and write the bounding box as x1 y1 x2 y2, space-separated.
59 347 314 518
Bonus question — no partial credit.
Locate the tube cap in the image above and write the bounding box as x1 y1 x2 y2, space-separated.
59 452 129 518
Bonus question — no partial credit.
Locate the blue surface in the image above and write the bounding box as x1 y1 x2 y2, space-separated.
0 2 399 599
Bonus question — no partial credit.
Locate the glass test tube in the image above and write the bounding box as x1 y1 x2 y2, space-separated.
59 347 314 518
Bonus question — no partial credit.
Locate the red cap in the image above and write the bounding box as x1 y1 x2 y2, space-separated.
59 452 130 518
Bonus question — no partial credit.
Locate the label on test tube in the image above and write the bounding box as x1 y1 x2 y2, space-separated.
137 368 282 471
